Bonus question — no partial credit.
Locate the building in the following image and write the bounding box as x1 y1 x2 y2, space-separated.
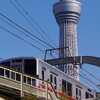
53 0 82 80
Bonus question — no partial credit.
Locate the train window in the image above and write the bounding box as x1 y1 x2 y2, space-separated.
76 88 78 100
42 70 44 80
0 68 4 76
54 76 57 90
79 90 81 100
11 72 15 80
0 61 10 68
67 82 72 97
76 88 78 94
12 64 22 72
32 79 36 86
85 92 94 99
88 89 91 92
76 87 82 100
24 76 26 83
27 77 31 85
90 94 94 98
16 73 21 81
86 92 89 99
62 80 72 96
12 59 22 63
24 59 36 76
50 75 53 83
62 80 66 93
5 70 10 78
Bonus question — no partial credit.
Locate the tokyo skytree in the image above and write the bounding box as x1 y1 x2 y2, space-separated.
53 0 82 80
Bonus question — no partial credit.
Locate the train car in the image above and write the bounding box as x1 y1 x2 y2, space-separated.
0 57 96 100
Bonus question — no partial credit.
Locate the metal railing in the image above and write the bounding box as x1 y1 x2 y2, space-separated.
0 65 62 100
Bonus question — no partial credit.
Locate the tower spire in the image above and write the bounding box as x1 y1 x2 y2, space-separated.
53 0 82 80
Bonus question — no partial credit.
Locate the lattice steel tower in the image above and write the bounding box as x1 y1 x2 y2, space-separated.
53 0 82 80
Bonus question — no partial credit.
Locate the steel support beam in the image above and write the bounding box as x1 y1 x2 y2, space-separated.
45 56 100 67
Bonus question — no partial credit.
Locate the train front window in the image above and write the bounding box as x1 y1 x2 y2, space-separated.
0 61 10 68
0 68 4 76
24 59 36 76
12 59 22 63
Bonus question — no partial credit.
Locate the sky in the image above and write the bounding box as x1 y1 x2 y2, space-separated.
0 0 100 91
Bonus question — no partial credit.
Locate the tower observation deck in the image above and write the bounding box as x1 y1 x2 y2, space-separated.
53 0 82 80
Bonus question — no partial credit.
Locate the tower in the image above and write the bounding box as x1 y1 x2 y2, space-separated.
53 0 82 80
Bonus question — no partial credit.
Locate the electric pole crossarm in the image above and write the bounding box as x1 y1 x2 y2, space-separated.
45 56 100 67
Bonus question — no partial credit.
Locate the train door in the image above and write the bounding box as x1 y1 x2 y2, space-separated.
76 86 82 100
24 59 36 76
62 79 72 97
50 72 58 90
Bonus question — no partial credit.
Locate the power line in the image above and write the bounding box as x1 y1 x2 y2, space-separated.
77 72 97 87
0 23 56 59
0 25 45 53
14 0 58 48
0 13 55 49
0 18 49 49
0 14 61 59
9 0 54 47
80 75 96 90
72 68 97 88
82 67 100 82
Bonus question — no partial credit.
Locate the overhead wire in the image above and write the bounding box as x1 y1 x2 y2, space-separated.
14 0 58 48
0 25 44 53
77 72 97 88
0 25 56 59
0 13 55 49
1 1 72 59
9 0 55 47
0 17 49 49
79 75 96 89
0 13 62 60
81 67 100 82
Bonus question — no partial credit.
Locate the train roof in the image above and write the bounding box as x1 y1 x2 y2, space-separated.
0 56 37 62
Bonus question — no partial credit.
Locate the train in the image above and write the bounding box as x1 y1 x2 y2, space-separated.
0 57 96 100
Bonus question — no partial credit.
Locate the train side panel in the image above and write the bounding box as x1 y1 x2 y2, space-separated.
37 59 96 99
